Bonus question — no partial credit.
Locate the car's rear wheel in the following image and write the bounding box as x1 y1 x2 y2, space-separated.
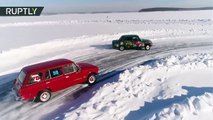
119 46 125 51
145 45 150 50
87 74 97 85
37 90 51 102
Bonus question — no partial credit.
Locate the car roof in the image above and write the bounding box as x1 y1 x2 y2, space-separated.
23 59 73 73
120 35 139 38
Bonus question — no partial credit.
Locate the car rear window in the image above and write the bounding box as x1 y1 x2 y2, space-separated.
18 71 26 84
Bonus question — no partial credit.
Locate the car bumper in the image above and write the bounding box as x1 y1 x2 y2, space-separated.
12 88 22 101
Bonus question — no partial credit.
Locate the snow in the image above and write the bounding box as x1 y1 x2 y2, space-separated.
0 10 212 120
0 10 212 51
149 93 213 120
64 53 213 120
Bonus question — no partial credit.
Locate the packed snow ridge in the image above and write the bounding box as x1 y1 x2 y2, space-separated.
65 53 213 120
149 93 213 120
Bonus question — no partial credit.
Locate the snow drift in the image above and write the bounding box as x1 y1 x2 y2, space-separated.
64 53 213 120
149 93 213 120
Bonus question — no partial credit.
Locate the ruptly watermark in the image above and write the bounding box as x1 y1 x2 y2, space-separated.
0 7 44 16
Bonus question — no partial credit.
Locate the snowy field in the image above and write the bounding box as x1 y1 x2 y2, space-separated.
0 10 213 120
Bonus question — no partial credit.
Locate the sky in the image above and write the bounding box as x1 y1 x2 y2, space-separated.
0 0 212 13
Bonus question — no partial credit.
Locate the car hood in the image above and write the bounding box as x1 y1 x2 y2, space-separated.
141 39 152 43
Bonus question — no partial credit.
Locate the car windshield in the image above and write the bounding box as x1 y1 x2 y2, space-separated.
119 36 125 40
18 71 26 84
74 63 80 71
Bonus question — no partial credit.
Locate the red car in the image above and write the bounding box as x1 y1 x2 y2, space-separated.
13 59 98 102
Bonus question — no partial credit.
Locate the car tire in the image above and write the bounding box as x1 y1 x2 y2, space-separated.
119 46 125 51
37 90 51 102
145 45 150 50
87 74 97 85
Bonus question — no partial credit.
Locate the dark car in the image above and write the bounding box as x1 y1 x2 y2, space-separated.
13 59 98 102
112 35 152 51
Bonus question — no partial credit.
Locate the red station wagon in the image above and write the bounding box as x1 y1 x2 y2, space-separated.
13 59 98 102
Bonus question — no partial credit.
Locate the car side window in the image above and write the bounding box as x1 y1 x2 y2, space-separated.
28 72 43 85
64 64 75 74
49 68 62 78
132 37 139 42
120 36 128 42
126 37 131 41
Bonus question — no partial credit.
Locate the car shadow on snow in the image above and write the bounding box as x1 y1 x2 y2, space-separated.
0 72 18 101
91 44 149 51
90 44 112 50
125 86 213 120
41 70 123 120
140 59 161 67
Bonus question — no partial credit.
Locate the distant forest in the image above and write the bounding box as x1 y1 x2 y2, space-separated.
139 7 213 12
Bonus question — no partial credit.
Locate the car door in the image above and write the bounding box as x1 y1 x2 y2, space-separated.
63 63 84 87
132 36 142 48
45 67 67 92
126 37 133 48
21 71 46 99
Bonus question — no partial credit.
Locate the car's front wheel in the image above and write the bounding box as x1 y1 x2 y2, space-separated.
37 90 51 102
87 74 97 85
119 46 125 51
